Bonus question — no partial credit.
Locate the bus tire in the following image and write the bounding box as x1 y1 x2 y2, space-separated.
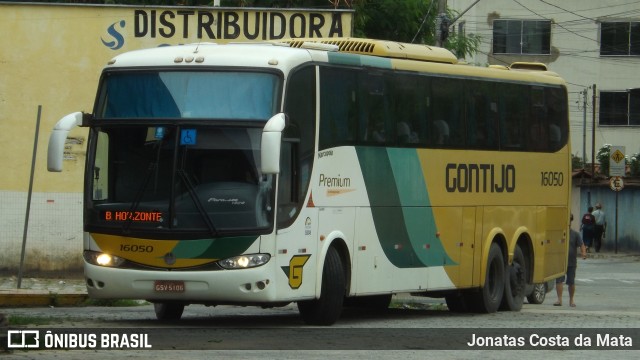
500 245 526 311
445 292 470 313
297 246 345 325
472 243 505 313
154 302 185 321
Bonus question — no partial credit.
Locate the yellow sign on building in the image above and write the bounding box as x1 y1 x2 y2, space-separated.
609 146 626 177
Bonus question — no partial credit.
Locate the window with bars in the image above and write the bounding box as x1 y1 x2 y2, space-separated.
493 19 551 55
600 22 640 56
599 89 640 126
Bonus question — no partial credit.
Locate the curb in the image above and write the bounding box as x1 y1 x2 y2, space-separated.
586 252 640 260
0 290 88 308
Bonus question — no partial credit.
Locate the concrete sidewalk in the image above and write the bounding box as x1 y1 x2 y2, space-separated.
0 251 637 308
0 275 87 307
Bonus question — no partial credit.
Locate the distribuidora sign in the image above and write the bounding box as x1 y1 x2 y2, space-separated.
127 8 348 46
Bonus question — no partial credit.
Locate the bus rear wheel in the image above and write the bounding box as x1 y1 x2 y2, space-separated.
500 245 526 311
472 243 505 313
445 292 470 313
154 302 185 321
297 246 345 325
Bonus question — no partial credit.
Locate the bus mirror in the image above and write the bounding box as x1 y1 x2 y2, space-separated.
261 113 286 174
47 112 85 172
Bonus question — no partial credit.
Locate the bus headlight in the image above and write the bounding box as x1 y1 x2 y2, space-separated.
218 254 270 269
84 250 125 267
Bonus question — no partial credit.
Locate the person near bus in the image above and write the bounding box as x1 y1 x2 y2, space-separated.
592 203 607 253
580 206 596 252
555 213 587 307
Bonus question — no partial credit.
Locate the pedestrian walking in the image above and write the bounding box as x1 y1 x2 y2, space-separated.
592 203 606 253
580 206 596 252
555 214 587 307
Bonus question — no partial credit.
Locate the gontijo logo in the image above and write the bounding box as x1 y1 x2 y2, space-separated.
101 20 126 50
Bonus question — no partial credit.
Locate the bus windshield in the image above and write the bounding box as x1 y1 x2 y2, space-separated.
97 71 280 120
88 125 275 238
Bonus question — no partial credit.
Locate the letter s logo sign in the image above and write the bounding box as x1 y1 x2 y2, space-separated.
101 20 126 50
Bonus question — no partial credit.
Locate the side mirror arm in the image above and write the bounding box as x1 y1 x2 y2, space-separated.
47 112 87 172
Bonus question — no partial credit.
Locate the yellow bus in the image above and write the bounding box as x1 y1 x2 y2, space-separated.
48 38 570 325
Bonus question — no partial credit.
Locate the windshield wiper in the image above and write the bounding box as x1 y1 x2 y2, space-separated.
123 161 157 233
123 138 164 233
177 170 219 238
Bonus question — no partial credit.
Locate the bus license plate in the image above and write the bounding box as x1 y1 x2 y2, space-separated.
154 280 185 293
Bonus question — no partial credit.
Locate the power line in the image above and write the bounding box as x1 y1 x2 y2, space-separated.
513 0 598 43
538 0 595 21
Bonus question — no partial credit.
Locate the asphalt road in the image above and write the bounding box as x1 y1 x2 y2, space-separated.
3 255 639 359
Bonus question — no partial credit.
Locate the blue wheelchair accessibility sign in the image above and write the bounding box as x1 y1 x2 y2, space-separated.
181 129 197 145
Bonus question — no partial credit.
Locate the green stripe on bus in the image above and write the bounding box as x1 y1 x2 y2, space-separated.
356 147 455 268
171 236 258 260
327 52 392 68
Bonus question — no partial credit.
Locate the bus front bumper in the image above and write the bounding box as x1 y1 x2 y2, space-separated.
83 261 279 304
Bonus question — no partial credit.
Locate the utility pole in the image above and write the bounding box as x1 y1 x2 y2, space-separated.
591 84 597 182
582 88 587 173
435 0 447 47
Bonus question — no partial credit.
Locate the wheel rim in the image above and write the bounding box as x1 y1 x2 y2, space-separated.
534 284 545 302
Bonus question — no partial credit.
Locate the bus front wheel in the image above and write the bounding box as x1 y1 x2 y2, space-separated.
472 243 505 313
297 246 345 325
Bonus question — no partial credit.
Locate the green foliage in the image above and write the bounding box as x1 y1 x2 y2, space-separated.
7 315 62 326
445 31 481 59
572 153 584 170
630 153 640 177
596 144 611 176
353 0 436 43
83 298 149 306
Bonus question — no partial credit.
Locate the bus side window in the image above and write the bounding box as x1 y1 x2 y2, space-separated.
547 87 568 151
527 87 549 152
466 81 499 149
319 67 356 149
432 119 450 145
499 83 528 150
430 77 464 147
277 140 298 226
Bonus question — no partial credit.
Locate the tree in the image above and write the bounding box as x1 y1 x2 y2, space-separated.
352 0 481 58
352 0 435 43
631 153 640 177
596 144 611 177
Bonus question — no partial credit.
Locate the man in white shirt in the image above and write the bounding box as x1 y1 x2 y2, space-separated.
592 203 606 253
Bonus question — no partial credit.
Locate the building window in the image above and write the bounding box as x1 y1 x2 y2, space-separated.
600 22 640 56
599 89 640 126
493 20 551 55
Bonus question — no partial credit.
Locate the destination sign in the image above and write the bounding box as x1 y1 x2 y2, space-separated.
103 211 163 222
